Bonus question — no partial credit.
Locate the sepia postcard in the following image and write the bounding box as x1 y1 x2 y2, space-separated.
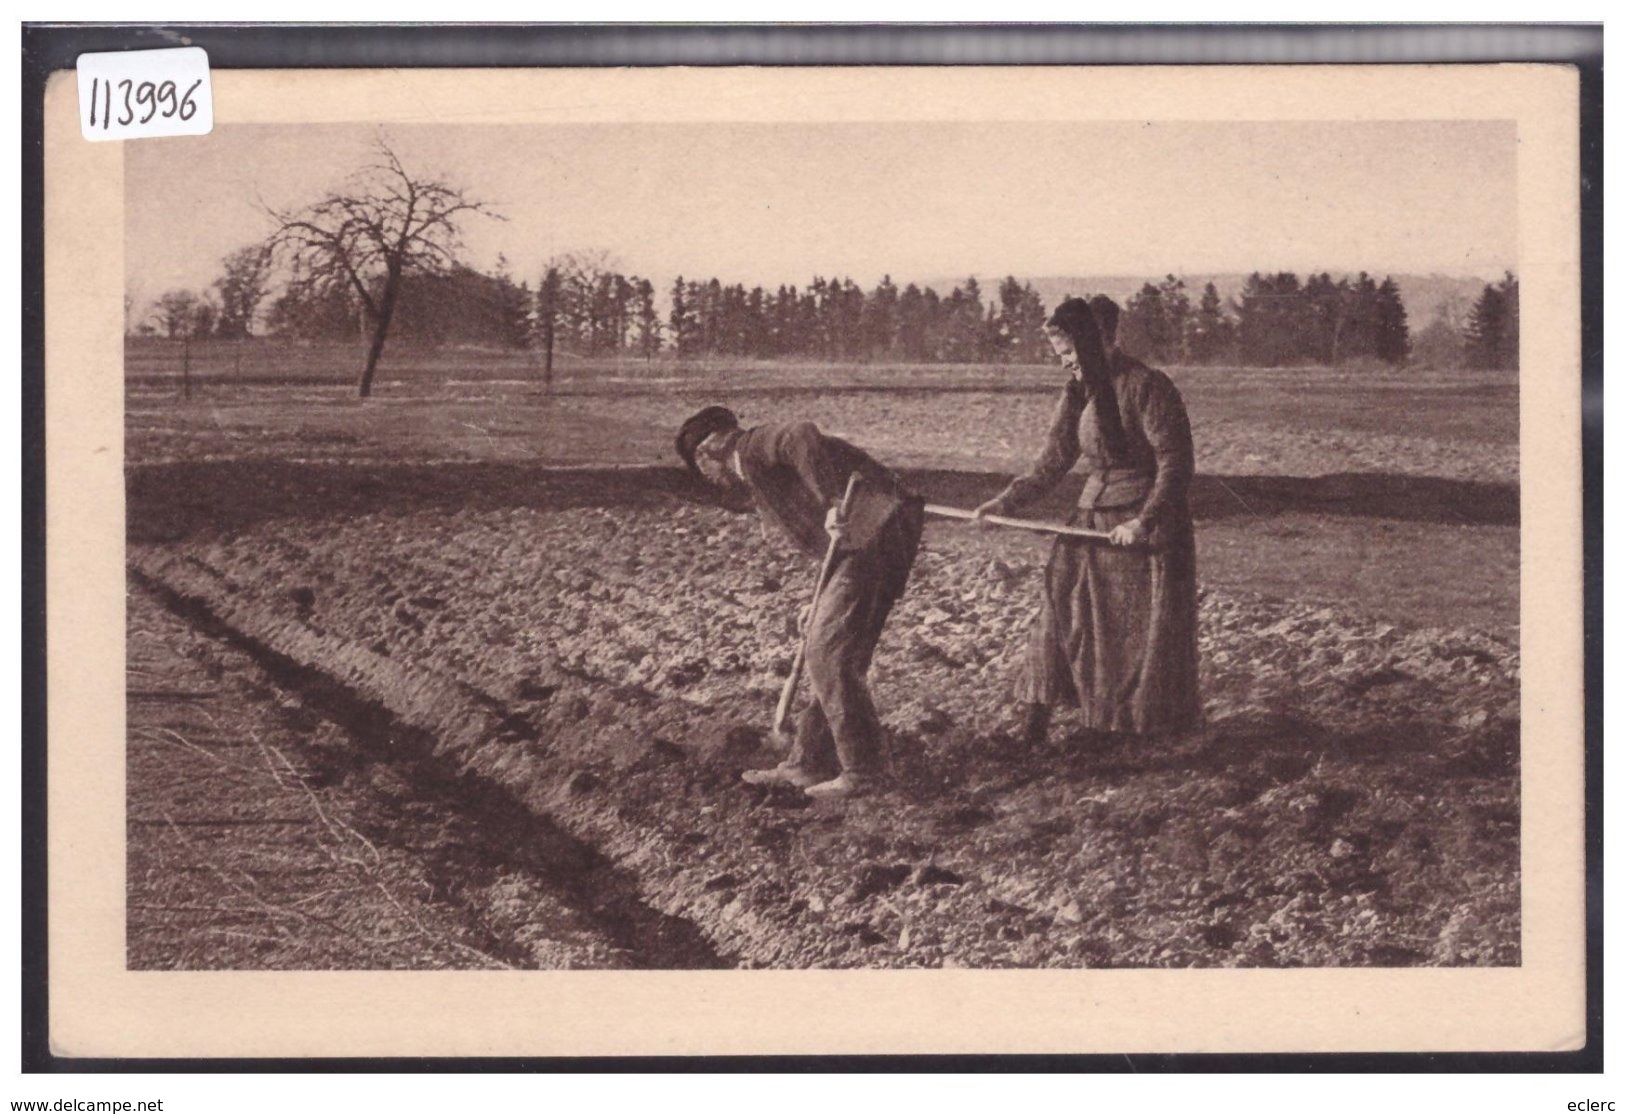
41 60 1584 1059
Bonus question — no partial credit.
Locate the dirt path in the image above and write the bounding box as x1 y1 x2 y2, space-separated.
127 582 723 970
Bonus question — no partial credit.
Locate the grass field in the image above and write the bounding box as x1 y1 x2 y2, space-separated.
126 342 1521 969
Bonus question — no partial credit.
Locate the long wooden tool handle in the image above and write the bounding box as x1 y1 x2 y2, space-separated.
774 472 864 737
924 502 1118 543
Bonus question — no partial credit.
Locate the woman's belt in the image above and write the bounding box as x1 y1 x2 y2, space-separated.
1077 468 1155 510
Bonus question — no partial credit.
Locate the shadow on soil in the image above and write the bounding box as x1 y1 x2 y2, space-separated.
134 570 733 970
129 459 1518 543
898 708 1518 809
906 469 1518 528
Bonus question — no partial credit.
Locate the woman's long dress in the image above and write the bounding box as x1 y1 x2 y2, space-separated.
988 356 1202 735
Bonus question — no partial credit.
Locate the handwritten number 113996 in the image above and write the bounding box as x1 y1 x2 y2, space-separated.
85 76 202 131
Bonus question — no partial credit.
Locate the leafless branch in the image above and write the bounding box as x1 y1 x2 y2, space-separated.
261 140 500 324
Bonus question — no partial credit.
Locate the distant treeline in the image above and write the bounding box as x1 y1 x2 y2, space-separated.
134 251 1520 370
1126 273 1413 368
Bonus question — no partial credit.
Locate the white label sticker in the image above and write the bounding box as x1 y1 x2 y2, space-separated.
77 47 212 142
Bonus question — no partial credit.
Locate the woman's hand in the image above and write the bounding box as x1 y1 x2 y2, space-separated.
1109 518 1148 547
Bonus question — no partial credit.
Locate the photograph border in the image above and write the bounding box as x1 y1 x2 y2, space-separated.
20 21 1604 1073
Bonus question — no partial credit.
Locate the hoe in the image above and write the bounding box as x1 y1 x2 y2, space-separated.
922 502 1123 543
772 482 1130 747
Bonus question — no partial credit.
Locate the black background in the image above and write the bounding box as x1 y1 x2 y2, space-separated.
20 21 1604 1075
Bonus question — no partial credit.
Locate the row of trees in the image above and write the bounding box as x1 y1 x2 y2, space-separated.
659 273 1049 364
144 256 1529 379
1116 272 1412 368
129 141 1517 396
138 251 1058 369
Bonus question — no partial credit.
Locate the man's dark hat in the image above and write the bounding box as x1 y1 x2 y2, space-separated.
676 405 740 471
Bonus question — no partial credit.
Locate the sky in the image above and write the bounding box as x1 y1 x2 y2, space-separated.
125 119 1517 312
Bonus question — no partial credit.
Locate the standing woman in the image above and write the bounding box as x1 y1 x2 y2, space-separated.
973 296 1202 747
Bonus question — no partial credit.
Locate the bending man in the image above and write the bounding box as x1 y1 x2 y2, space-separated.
677 407 925 799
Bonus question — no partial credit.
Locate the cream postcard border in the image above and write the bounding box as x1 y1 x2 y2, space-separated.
44 64 1583 1058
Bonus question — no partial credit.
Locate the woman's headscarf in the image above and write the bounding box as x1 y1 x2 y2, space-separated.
1046 296 1128 460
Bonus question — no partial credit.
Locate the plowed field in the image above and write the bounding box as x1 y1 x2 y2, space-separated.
127 359 1519 968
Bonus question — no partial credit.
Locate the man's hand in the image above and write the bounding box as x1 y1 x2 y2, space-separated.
824 504 847 539
1109 518 1148 546
798 602 814 635
970 499 1003 529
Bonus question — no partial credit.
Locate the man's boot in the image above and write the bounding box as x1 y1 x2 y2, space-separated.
741 762 823 789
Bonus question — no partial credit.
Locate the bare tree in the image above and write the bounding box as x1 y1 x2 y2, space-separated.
532 250 622 390
535 265 563 391
150 289 215 400
265 140 501 398
546 249 620 353
153 289 204 339
213 244 273 340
